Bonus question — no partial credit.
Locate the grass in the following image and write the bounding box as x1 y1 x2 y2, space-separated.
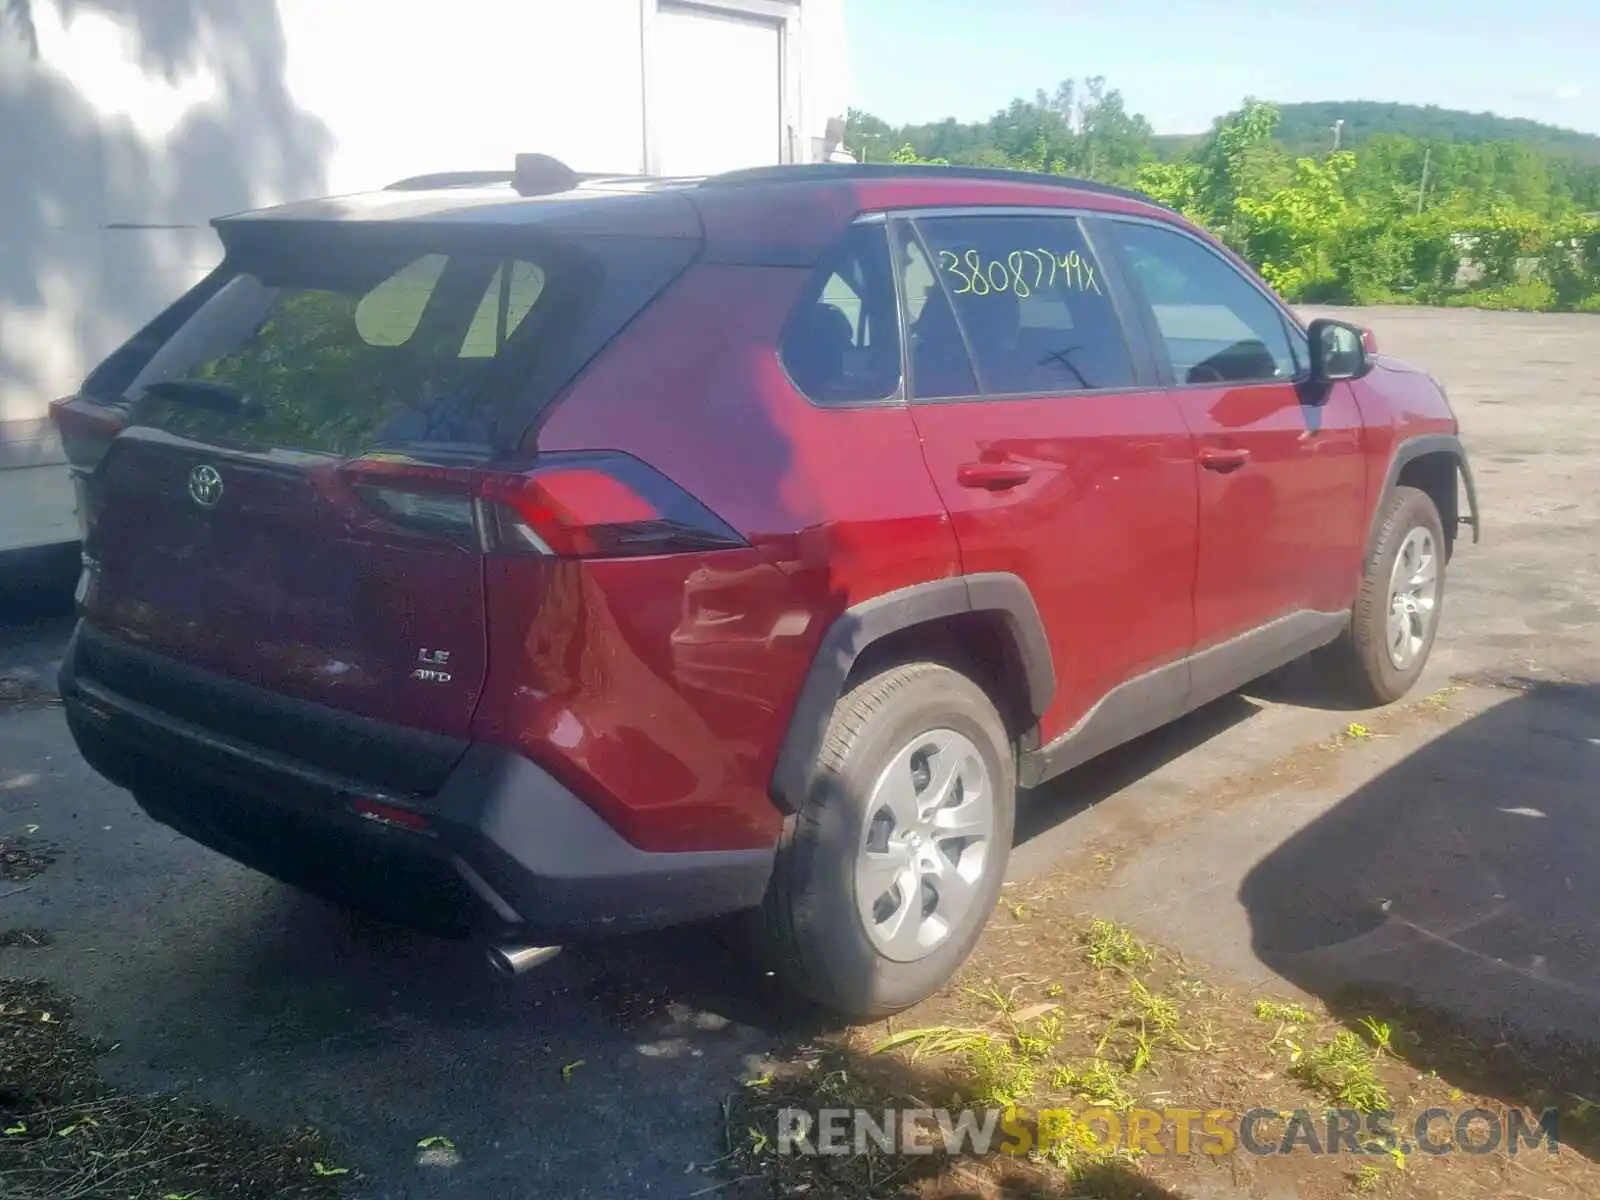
1353 1161 1386 1192
965 1041 1037 1108
872 1025 997 1058
1255 999 1315 1025
1127 979 1180 1039
1082 920 1154 971
1287 1030 1393 1113
722 896 1600 1200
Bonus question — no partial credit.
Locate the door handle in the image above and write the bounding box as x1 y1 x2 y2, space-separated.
956 461 1032 490
1198 447 1251 473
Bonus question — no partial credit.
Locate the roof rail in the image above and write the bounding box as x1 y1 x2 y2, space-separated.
385 170 515 191
699 162 1163 207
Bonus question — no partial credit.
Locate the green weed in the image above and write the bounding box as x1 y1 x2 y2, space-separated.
1255 1000 1315 1025
1084 920 1154 971
1288 1031 1392 1113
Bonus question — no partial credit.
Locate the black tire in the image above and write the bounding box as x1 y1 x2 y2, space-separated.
758 662 1015 1019
1318 485 1446 705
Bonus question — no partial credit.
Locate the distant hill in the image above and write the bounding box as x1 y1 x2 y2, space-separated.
1158 101 1600 164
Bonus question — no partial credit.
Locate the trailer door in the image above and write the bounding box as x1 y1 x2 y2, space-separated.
652 3 784 175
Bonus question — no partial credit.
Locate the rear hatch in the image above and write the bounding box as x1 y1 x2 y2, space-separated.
64 212 699 782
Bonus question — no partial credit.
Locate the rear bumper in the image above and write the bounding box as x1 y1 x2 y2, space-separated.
59 625 774 941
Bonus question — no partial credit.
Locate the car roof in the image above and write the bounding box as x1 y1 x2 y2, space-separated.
212 162 1183 260
213 177 708 239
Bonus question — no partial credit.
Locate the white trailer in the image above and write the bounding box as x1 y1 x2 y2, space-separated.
0 0 850 573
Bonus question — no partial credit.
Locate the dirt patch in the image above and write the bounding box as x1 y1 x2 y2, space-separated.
0 789 352 1198
0 930 51 950
721 901 1600 1199
0 838 58 884
0 669 57 716
0 977 354 1200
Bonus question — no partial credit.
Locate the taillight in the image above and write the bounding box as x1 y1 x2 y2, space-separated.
50 396 127 545
335 451 746 559
49 395 126 471
334 455 482 545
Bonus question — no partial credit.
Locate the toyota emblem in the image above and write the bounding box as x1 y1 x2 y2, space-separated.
188 464 224 508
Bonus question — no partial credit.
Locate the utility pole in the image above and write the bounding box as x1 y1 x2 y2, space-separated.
1417 147 1432 215
1332 119 1345 152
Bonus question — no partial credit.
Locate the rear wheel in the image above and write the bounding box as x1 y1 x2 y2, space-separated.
1318 485 1446 705
759 662 1014 1019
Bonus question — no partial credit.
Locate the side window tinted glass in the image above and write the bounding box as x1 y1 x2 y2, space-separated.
779 224 902 404
1111 221 1298 385
897 225 978 400
912 215 1134 397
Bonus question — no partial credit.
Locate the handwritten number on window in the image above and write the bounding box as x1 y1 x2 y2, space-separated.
937 248 1102 297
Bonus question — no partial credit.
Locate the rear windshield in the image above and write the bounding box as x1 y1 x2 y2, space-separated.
118 226 696 456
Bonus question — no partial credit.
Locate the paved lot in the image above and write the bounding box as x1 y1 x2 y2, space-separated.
2 306 1598 1198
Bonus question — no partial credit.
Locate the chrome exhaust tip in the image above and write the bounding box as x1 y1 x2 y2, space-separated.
487 943 562 977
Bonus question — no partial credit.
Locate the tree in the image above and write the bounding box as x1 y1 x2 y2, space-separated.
1073 77 1155 184
1232 152 1358 298
1192 99 1292 237
889 143 948 166
844 108 895 163
849 77 1154 181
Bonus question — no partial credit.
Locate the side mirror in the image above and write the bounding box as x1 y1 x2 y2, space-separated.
1308 318 1371 383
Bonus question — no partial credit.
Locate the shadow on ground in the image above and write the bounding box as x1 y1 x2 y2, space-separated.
1241 653 1374 712
116 896 1190 1197
1015 692 1260 847
1241 679 1600 1158
1013 651 1385 854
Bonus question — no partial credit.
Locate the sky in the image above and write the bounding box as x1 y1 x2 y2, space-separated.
845 0 1600 136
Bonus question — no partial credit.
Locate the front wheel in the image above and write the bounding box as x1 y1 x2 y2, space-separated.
1319 485 1446 705
758 662 1015 1019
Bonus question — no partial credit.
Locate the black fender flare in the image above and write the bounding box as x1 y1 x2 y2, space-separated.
1367 433 1480 559
768 573 1054 811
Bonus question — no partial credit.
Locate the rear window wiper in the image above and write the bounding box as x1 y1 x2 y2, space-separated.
138 379 259 417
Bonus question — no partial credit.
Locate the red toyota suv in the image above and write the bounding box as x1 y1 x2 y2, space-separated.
51 158 1479 1018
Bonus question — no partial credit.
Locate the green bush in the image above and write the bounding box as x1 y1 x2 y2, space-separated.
1540 220 1600 308
1444 279 1558 311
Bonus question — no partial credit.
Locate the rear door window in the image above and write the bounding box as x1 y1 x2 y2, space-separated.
123 229 695 456
778 224 902 405
910 214 1136 398
898 225 978 400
